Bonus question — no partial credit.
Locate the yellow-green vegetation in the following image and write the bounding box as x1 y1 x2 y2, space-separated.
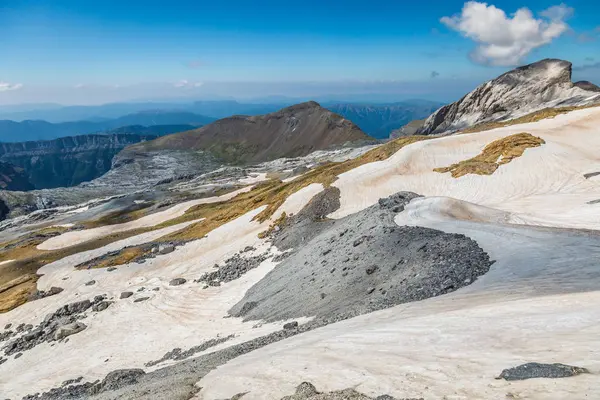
258 212 288 239
0 226 156 313
0 273 38 313
434 132 545 178
461 104 599 134
75 247 147 270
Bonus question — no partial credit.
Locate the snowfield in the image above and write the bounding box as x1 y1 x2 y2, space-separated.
2 105 600 399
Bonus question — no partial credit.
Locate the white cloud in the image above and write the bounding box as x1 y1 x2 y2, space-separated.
174 79 189 88
441 2 573 66
174 79 203 89
0 81 23 92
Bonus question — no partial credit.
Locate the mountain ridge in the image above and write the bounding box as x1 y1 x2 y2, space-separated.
123 101 373 165
419 59 600 135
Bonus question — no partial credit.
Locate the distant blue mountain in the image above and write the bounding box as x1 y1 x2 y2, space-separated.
0 111 214 142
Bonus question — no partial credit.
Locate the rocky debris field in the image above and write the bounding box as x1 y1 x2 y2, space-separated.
195 250 271 286
277 382 424 400
73 240 192 270
231 191 494 322
21 369 148 400
145 335 235 367
496 363 590 381
0 295 112 362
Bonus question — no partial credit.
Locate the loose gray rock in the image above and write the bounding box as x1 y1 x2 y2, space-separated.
120 292 133 299
92 301 112 312
107 267 117 272
133 297 150 303
159 244 175 255
54 322 87 341
283 321 299 330
85 280 96 286
497 363 590 381
169 278 187 286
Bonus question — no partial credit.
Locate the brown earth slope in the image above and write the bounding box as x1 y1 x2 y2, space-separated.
122 101 372 165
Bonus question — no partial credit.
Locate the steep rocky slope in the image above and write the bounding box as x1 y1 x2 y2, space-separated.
123 102 373 165
419 59 600 135
0 134 160 189
0 161 34 191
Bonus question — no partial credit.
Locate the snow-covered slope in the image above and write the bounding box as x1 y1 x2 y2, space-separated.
419 59 600 135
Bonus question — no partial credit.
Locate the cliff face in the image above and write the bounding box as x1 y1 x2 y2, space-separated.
0 134 157 190
419 59 600 135
0 161 34 191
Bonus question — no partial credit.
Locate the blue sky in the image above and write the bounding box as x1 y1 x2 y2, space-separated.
1 0 599 104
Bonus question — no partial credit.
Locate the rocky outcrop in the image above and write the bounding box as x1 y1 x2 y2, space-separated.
123 101 373 165
389 119 426 139
419 59 600 135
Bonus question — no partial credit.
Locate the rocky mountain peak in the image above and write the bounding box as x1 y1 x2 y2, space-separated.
419 59 600 135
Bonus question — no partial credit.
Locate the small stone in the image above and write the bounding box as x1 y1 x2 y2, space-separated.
14 352 23 359
107 267 117 272
54 322 87 340
120 292 133 299
48 287 64 296
159 245 175 255
283 321 299 330
169 278 187 286
322 249 331 256
152 287 160 291
85 280 96 286
367 287 376 294
92 301 111 312
330 268 336 273
133 297 150 303
320 293 326 299
4 323 11 330
295 382 318 397
366 265 379 275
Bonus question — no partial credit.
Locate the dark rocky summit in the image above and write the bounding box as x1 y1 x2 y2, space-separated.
419 59 600 135
122 101 373 165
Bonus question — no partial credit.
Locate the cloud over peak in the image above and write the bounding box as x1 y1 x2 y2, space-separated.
0 81 23 92
441 2 573 66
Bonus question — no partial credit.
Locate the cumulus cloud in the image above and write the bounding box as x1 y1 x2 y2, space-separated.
430 71 440 78
0 81 23 92
441 2 573 66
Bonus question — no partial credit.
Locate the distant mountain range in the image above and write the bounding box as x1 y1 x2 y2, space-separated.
0 100 442 141
0 111 214 142
326 101 442 139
